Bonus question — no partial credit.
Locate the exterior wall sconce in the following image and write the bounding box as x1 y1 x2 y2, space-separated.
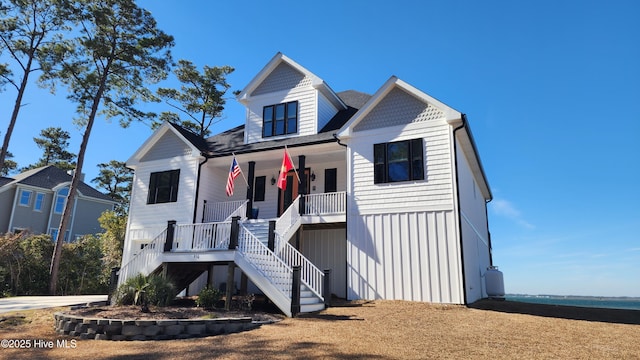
310 171 316 182
270 176 276 185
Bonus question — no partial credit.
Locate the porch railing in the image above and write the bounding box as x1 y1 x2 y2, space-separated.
202 199 248 222
172 221 232 251
302 191 346 215
118 228 167 286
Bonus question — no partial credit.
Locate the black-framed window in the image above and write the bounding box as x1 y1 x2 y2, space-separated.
325 168 337 193
254 176 266 202
263 101 298 137
374 138 424 184
147 169 180 204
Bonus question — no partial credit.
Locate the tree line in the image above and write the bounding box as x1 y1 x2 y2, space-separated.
1 0 236 295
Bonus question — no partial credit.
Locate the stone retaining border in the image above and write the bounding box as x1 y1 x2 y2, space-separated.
54 312 259 341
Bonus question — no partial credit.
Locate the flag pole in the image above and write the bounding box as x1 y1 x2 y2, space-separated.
285 145 301 184
232 153 250 188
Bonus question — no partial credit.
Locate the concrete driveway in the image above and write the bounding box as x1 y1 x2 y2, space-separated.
0 295 107 314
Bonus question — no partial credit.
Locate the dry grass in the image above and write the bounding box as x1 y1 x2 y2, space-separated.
1 300 639 359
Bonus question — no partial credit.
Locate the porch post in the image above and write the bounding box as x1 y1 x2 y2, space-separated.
291 265 301 317
246 161 255 219
298 155 306 214
268 220 276 252
164 220 176 252
201 200 207 223
229 216 240 250
225 262 235 311
323 269 332 307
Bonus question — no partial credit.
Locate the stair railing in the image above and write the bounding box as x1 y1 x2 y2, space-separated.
117 228 167 286
237 224 293 297
276 237 325 300
275 195 301 250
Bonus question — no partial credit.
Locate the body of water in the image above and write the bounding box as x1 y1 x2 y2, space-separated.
506 295 640 311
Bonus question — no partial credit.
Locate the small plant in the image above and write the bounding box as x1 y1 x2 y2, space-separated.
114 274 176 309
196 286 222 309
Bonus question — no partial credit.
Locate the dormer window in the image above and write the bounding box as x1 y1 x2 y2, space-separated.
263 101 298 137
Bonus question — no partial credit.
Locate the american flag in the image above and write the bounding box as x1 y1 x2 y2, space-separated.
226 157 241 196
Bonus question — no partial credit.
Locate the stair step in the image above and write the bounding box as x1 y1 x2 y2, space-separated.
300 302 325 313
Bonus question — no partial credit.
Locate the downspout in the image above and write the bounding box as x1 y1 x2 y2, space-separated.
192 153 209 224
452 115 468 305
334 133 349 298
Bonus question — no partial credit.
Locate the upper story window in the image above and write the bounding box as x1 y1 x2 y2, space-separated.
374 138 424 184
34 193 45 211
54 188 69 214
19 189 32 207
263 101 298 137
147 169 180 204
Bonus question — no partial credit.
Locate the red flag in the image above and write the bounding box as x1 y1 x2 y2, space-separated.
277 148 294 190
226 157 241 196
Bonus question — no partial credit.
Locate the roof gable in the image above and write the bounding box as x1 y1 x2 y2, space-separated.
236 52 347 110
338 76 461 137
127 122 204 167
252 62 310 96
0 166 115 202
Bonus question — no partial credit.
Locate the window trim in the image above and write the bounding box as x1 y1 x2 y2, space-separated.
147 169 180 205
54 188 69 214
18 189 32 207
34 192 45 212
374 138 424 184
262 101 298 138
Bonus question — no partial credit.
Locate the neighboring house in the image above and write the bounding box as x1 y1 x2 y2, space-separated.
120 53 499 317
0 165 117 240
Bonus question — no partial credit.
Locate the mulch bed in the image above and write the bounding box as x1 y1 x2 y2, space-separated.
66 304 284 323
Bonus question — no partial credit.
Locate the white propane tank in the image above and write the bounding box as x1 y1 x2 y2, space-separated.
485 266 505 298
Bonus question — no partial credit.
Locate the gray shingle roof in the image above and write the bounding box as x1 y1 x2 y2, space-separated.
1 166 115 202
174 90 372 158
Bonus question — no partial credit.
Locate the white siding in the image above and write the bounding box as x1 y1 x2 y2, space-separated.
299 227 347 298
456 141 492 303
346 210 463 303
317 92 340 131
348 121 454 214
244 87 318 144
124 156 200 261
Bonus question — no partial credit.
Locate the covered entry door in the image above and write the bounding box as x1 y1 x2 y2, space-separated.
278 169 309 215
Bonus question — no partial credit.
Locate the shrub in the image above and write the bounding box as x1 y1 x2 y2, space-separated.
114 274 175 307
196 286 222 309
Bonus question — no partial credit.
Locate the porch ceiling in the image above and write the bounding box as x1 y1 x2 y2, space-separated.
207 142 346 171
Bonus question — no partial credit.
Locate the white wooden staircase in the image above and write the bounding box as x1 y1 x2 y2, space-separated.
117 198 327 317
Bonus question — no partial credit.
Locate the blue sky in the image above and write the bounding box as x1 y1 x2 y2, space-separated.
1 0 639 297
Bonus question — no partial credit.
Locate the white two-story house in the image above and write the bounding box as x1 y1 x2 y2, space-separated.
119 53 498 316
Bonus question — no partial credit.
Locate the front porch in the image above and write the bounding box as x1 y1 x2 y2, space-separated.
119 192 345 317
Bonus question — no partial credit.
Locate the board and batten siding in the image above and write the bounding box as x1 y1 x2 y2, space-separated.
299 227 347 298
455 141 492 303
347 210 462 303
344 93 465 303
